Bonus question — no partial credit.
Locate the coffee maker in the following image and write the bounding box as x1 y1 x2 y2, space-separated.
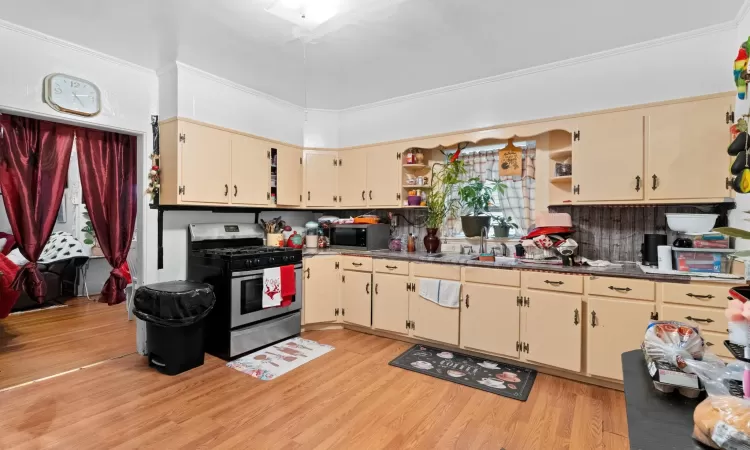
641 234 667 266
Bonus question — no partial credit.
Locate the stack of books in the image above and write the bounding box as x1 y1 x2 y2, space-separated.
686 232 730 249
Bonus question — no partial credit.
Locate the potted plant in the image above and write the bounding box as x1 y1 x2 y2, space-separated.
423 159 465 253
493 216 518 238
458 178 507 237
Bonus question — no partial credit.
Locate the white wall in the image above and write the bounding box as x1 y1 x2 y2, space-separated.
337 27 737 147
304 109 340 148
0 20 158 290
731 5 750 249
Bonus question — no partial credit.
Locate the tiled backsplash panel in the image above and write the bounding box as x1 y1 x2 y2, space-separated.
548 204 731 262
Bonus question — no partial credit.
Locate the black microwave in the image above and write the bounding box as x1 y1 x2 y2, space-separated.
328 224 391 250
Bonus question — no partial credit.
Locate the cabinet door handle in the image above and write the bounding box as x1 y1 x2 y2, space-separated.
686 293 715 300
224 184 229 196
361 190 365 201
465 294 470 308
652 174 658 190
573 309 580 325
305 268 310 279
706 341 714 347
308 191 311 201
385 265 398 270
608 286 632 293
375 284 379 295
338 195 342 202
685 316 714 323
544 280 564 286
591 310 598 327
366 283 370 294
635 176 641 192
369 190 373 200
234 185 238 197
351 262 362 267
727 177 733 190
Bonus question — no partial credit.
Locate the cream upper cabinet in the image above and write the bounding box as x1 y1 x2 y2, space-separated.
341 270 372 328
230 134 270 206
367 146 400 207
646 96 733 200
305 150 339 207
409 278 460 346
180 121 231 204
573 110 645 202
461 283 521 359
276 145 303 206
338 149 368 207
587 297 654 381
303 256 340 324
372 273 410 335
524 290 582 372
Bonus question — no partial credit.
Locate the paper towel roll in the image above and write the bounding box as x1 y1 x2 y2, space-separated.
657 245 673 271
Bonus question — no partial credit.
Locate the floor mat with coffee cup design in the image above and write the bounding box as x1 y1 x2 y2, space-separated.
389 345 537 401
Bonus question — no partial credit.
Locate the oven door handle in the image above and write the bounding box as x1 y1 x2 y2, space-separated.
232 265 303 278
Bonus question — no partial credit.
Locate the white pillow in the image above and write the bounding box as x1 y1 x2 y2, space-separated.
7 248 29 267
0 238 7 253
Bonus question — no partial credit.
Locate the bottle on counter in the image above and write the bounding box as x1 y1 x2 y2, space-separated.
407 233 416 253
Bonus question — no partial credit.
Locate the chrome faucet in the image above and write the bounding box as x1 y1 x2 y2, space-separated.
480 227 489 254
460 245 473 255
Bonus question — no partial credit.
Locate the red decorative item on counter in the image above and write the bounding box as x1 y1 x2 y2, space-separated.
286 231 304 249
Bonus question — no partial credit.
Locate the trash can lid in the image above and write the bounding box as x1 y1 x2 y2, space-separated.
133 281 216 327
138 280 213 295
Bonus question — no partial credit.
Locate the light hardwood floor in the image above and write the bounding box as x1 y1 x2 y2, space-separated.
0 326 628 449
0 297 135 390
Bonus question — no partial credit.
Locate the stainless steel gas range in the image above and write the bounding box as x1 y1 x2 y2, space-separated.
187 223 303 360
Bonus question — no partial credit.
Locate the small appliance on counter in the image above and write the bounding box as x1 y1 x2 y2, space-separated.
641 233 667 266
327 223 390 250
304 221 319 249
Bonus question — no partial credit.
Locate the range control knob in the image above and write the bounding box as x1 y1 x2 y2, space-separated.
282 256 289 262
269 257 277 264
253 258 261 266
244 260 251 268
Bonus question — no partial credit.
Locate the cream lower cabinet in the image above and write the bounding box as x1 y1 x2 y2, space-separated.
372 273 410 335
524 290 582 372
409 278 460 346
460 283 521 359
303 256 340 324
587 296 655 381
341 270 372 328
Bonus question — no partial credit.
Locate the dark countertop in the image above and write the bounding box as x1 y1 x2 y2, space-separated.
302 248 701 283
621 350 710 450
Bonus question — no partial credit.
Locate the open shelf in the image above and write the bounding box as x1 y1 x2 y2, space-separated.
549 148 572 160
550 175 572 183
402 164 427 169
401 206 427 209
403 185 432 189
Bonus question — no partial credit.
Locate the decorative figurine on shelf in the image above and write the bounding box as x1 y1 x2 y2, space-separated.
735 39 750 100
146 153 160 201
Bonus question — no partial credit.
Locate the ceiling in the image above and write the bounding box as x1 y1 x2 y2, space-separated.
0 0 744 109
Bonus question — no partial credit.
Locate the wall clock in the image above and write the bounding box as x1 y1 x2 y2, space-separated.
43 73 101 117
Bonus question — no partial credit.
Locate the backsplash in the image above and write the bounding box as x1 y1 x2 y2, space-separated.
548 204 732 262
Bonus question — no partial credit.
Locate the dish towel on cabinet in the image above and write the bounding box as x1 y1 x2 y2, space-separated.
263 267 282 308
279 265 296 307
418 278 461 308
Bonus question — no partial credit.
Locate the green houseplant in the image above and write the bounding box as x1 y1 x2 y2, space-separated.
423 159 465 253
458 178 507 237
492 215 518 238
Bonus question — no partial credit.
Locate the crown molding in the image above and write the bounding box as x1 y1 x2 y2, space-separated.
175 62 305 112
0 18 155 76
340 20 738 113
736 0 750 26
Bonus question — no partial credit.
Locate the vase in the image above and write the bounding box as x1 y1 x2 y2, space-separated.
423 228 441 253
493 225 510 238
461 216 491 237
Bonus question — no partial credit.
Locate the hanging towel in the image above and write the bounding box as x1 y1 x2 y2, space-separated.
419 278 441 305
418 278 461 309
279 265 296 307
263 267 282 308
438 280 461 309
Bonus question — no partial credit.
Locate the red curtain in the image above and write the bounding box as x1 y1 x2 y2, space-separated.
76 129 137 305
0 115 74 302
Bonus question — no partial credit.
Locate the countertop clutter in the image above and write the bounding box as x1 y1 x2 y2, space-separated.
303 248 731 284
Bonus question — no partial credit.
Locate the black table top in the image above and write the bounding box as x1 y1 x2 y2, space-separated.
621 350 711 450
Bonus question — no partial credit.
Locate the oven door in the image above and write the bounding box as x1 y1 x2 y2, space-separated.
230 264 302 329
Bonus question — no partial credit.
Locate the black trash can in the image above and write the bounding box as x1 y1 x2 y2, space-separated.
133 281 216 376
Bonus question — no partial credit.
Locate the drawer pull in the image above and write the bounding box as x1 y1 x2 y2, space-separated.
465 294 470 308
706 341 714 347
351 262 362 267
591 310 598 327
365 283 370 294
686 293 715 300
385 265 398 270
544 280 564 286
685 316 714 323
574 309 580 325
608 286 632 293
375 284 379 295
